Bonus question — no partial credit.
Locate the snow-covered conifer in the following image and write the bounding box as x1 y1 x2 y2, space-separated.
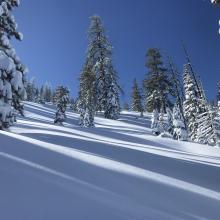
26 78 37 102
196 99 217 145
88 16 121 119
78 61 96 127
143 48 173 113
183 64 199 141
54 86 70 125
0 0 27 129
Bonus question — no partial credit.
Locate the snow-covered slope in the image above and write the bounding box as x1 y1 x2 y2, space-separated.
0 102 220 220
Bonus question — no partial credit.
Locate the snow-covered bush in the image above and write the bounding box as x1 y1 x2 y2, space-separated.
151 109 161 135
173 104 188 141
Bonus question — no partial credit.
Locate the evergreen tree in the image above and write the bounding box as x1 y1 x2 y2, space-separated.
183 64 217 145
54 86 70 125
183 64 199 141
173 104 188 141
78 61 96 127
88 15 120 119
131 78 143 115
143 48 173 113
168 57 186 127
0 0 27 129
26 78 37 102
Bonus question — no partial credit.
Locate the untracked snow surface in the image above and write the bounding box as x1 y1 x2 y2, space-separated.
0 102 220 220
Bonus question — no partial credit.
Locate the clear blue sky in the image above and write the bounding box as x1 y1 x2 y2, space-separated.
13 0 220 102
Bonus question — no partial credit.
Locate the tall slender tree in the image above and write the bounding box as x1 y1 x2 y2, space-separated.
143 48 173 113
88 16 120 119
78 61 96 127
183 64 199 141
54 86 70 125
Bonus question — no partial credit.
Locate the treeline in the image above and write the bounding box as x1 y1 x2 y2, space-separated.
128 48 220 146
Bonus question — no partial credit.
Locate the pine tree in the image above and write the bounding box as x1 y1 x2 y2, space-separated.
131 78 143 115
183 64 199 141
173 104 188 141
0 0 27 129
88 15 120 119
168 57 186 127
183 64 217 145
143 48 173 113
78 61 96 127
54 86 70 125
196 100 217 145
26 78 37 102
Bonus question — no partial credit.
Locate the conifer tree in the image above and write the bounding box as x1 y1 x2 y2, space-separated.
78 61 96 127
183 64 217 145
168 57 186 127
196 100 217 145
183 64 199 141
131 78 143 116
88 15 120 119
54 86 70 125
143 48 173 113
26 78 37 102
0 0 27 129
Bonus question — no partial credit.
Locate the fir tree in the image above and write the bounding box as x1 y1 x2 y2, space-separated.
143 48 173 113
183 64 217 145
26 78 37 102
183 64 199 141
78 61 96 127
168 57 186 127
131 78 143 115
0 0 27 129
88 15 120 119
54 86 70 125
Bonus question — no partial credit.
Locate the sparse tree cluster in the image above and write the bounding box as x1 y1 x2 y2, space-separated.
140 47 217 146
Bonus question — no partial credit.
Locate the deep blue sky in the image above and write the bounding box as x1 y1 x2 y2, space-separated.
13 0 220 102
